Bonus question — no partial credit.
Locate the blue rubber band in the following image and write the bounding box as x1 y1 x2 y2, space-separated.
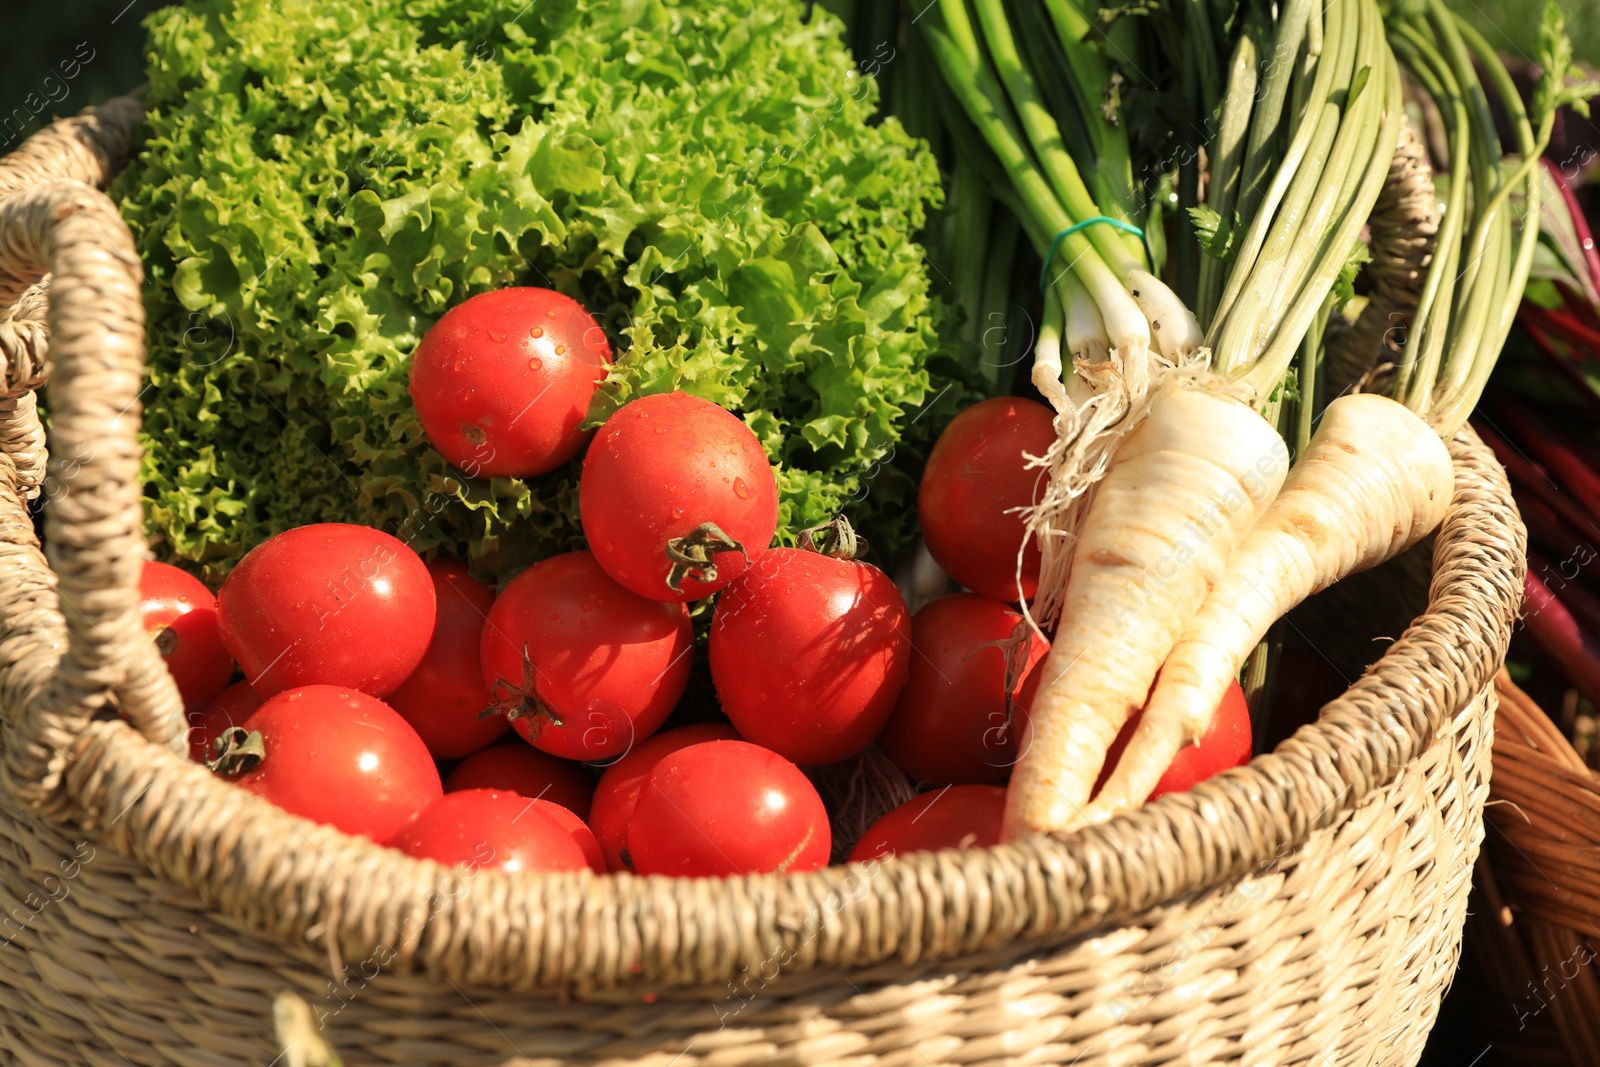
1038 217 1151 293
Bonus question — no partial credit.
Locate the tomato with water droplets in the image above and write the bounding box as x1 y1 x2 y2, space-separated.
228 685 442 842
386 559 506 759
444 741 596 820
217 524 435 699
580 392 778 602
587 722 740 871
847 785 1007 862
626 740 829 877
409 287 612 479
878 594 1048 786
387 789 589 874
918 397 1055 603
709 545 910 765
480 551 693 762
140 561 233 711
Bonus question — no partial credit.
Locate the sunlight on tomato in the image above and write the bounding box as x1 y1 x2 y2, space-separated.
217 524 435 698
627 740 828 877
387 790 588 874
409 287 611 479
141 561 233 711
230 685 441 841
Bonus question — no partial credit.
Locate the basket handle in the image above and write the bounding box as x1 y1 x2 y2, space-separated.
0 107 188 816
0 98 146 503
0 95 145 201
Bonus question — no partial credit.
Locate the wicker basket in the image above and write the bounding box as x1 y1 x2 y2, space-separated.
0 98 1527 1067
1460 672 1600 1065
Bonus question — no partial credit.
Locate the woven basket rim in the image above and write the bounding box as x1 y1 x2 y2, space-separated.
1465 673 1600 1064
1485 673 1600 919
0 97 1526 992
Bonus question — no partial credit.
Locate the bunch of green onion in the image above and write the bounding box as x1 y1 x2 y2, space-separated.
922 0 1591 620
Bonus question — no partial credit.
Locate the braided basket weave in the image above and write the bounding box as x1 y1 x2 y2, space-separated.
1460 672 1600 1065
0 99 1526 1067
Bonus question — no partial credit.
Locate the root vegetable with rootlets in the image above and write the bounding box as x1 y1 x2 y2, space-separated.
1004 385 1288 836
925 0 1594 838
1080 394 1453 824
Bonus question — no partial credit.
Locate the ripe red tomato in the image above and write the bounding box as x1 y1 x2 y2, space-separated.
140 561 233 711
847 784 1007 862
588 722 740 871
627 740 830 877
229 686 442 841
580 392 778 602
409 287 612 479
444 742 596 820
187 681 265 763
216 524 435 699
525 798 606 872
387 790 588 874
1016 663 1253 801
1099 679 1252 800
878 594 1048 786
918 397 1055 603
709 546 911 765
480 551 693 762
385 559 506 759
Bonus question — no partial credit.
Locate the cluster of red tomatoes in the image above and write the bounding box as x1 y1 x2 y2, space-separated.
141 287 1252 880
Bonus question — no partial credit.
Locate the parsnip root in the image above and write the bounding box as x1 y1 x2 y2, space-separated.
1082 393 1454 822
1003 382 1289 840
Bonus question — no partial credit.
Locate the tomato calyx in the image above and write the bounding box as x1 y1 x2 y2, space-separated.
798 516 866 561
207 727 265 777
479 644 566 735
152 626 180 656
664 521 748 592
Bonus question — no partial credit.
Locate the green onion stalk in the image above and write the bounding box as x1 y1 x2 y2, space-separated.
921 0 1207 624
1385 0 1595 436
1208 0 1402 407
923 0 1202 412
922 0 1404 624
1234 0 1592 739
